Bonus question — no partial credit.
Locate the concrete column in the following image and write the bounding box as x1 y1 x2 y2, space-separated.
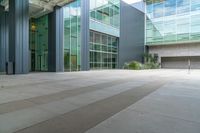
48 6 64 72
9 0 29 74
81 0 90 71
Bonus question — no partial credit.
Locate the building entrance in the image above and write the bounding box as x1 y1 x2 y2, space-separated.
29 15 48 72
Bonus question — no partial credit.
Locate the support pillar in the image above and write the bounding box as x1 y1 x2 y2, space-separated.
9 0 29 74
81 0 90 71
0 6 8 73
48 6 64 72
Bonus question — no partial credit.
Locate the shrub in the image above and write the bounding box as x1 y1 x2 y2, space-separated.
143 53 158 64
142 53 160 69
123 60 159 70
127 61 142 70
143 62 159 69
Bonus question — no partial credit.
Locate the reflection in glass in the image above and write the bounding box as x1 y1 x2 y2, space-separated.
165 0 176 16
90 31 118 69
90 0 120 28
177 0 189 14
29 15 48 71
64 0 81 71
191 0 200 11
146 0 200 45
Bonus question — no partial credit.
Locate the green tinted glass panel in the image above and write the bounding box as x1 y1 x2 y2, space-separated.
64 0 81 72
146 0 200 45
90 30 118 69
29 15 48 71
90 0 120 28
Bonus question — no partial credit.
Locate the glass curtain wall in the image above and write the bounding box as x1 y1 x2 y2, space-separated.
63 0 81 71
89 0 120 70
90 0 120 28
146 0 200 45
90 31 118 69
29 15 48 71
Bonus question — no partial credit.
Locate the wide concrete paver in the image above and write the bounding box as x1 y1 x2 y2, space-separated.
0 70 200 133
16 80 167 133
131 85 200 123
0 81 148 133
0 107 55 133
86 109 200 133
86 70 200 133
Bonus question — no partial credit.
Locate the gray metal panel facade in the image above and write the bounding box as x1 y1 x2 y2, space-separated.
48 6 64 72
161 57 189 69
0 10 8 72
190 57 200 69
9 0 29 74
81 0 90 71
119 1 145 68
160 56 200 69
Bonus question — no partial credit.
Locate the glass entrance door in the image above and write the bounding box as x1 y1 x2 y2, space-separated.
30 15 48 72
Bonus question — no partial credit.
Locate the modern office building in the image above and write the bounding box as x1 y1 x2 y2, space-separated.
2 0 200 75
0 0 144 74
145 0 200 69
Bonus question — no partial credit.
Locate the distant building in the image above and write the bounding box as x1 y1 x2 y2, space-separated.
145 0 200 69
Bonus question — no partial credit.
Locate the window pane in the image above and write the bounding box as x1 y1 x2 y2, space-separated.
89 31 118 69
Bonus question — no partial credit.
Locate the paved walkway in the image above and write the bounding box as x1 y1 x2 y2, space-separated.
0 70 200 133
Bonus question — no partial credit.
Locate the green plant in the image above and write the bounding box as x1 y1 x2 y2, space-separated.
127 61 142 70
143 62 159 69
143 53 158 64
142 52 159 69
123 53 160 70
143 53 150 63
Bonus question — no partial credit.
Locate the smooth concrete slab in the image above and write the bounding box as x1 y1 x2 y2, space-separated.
0 79 148 133
86 109 200 133
86 70 200 133
130 81 200 123
16 80 167 133
0 70 200 133
0 107 55 133
0 79 137 115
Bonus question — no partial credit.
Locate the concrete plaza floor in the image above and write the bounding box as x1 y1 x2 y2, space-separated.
0 69 200 133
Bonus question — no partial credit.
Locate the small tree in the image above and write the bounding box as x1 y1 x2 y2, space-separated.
143 53 158 64
142 53 159 69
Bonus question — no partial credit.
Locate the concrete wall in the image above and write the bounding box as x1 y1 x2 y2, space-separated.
119 1 145 68
148 43 200 63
